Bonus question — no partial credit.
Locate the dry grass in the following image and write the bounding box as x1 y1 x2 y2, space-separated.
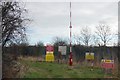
18 56 44 62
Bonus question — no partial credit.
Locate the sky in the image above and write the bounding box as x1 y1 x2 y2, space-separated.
22 1 118 45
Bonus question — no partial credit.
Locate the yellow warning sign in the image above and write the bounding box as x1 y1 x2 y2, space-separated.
105 60 111 63
101 59 114 63
45 52 54 62
45 54 54 62
85 52 94 60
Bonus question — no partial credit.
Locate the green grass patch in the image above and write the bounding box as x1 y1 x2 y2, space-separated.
19 59 114 78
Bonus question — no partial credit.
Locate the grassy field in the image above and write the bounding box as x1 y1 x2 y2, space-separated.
18 57 115 78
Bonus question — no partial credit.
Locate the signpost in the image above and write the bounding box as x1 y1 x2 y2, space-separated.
101 63 114 69
101 59 114 69
101 59 114 74
58 46 67 63
85 52 94 60
58 46 67 55
46 45 54 52
85 52 94 69
45 45 54 62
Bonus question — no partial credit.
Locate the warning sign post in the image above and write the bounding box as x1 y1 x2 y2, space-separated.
45 45 54 62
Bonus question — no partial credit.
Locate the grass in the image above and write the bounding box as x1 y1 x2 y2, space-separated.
18 58 115 78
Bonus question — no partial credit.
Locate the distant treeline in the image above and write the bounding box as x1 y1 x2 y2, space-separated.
3 45 118 62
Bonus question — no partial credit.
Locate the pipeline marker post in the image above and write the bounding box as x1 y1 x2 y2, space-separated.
58 46 67 63
45 45 54 62
101 59 114 74
85 52 95 70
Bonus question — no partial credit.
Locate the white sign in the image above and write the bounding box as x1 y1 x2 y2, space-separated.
58 46 67 55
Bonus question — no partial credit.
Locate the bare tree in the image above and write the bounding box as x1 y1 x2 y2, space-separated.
52 37 68 46
1 1 29 47
74 26 91 46
80 26 91 46
73 34 81 45
96 24 112 46
91 35 100 46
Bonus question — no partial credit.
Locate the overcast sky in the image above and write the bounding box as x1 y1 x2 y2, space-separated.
24 2 118 45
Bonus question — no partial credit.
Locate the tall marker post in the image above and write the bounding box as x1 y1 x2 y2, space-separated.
69 2 73 66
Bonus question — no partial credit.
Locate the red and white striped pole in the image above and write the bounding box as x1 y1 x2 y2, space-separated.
69 2 73 66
